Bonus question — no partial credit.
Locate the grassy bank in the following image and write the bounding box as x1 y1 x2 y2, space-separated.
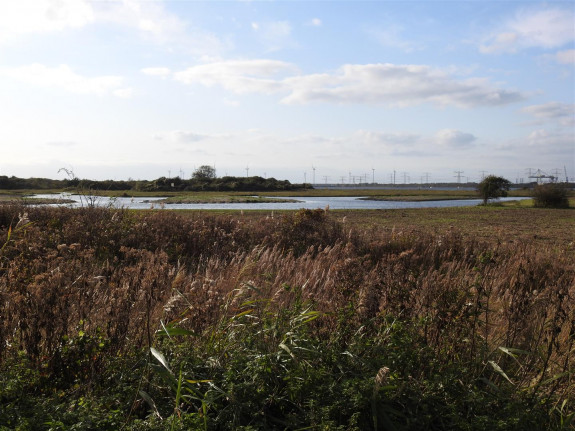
0 204 573 430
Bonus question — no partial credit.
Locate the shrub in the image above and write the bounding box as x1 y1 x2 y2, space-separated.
532 183 570 208
274 208 344 256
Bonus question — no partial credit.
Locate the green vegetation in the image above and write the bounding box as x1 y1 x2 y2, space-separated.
0 204 573 430
0 171 305 194
533 183 571 208
477 175 512 205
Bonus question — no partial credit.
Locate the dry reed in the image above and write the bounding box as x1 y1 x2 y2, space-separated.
0 204 573 407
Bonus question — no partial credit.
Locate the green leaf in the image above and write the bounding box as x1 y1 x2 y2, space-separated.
279 342 297 361
157 322 196 337
488 360 513 385
139 390 162 419
151 347 172 374
150 363 178 387
479 377 499 391
498 346 530 357
300 310 321 324
231 309 254 320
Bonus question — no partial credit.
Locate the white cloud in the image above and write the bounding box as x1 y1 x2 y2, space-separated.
106 1 229 54
93 0 193 47
0 0 95 43
528 128 548 143
46 141 79 148
173 60 525 108
141 67 172 77
251 20 294 51
172 131 207 143
525 129 575 154
281 63 524 107
174 59 296 94
223 98 240 107
481 6 575 54
435 129 477 148
308 18 322 27
0 0 225 55
157 130 212 143
522 102 575 127
0 63 128 97
355 130 420 147
556 49 575 65
367 25 421 52
113 87 135 99
481 32 518 54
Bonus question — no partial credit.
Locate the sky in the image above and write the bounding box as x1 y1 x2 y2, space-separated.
0 0 573 184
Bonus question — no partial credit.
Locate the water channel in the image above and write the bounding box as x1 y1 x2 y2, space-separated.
32 194 529 210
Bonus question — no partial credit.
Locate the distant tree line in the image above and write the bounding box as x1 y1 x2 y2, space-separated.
0 166 306 192
0 176 71 190
145 175 300 192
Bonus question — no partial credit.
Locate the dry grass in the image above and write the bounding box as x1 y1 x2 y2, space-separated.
329 206 575 247
0 204 573 427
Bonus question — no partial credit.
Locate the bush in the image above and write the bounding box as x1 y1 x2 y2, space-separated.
532 183 570 208
274 208 344 256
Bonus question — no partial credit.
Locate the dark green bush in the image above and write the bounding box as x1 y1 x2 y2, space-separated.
532 183 570 208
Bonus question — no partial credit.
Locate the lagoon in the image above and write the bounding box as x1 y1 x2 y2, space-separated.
32 194 529 210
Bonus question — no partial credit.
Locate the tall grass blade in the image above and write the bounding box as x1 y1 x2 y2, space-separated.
171 367 183 431
488 360 513 385
139 390 162 419
157 321 196 338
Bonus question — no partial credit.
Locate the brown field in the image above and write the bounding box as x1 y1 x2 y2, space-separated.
221 205 575 248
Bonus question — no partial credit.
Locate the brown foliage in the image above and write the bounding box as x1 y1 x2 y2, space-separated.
0 205 573 399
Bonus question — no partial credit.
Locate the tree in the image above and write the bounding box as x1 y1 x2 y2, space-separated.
477 175 511 204
192 165 216 181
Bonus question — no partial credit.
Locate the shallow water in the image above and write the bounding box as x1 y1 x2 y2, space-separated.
32 194 529 210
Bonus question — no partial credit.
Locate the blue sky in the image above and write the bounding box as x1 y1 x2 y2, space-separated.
0 0 573 184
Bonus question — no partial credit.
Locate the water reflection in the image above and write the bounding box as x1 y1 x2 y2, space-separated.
32 194 529 210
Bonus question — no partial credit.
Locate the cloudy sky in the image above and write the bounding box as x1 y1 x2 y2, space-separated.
1 0 573 183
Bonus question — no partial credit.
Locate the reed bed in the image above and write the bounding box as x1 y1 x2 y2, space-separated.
0 205 573 430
